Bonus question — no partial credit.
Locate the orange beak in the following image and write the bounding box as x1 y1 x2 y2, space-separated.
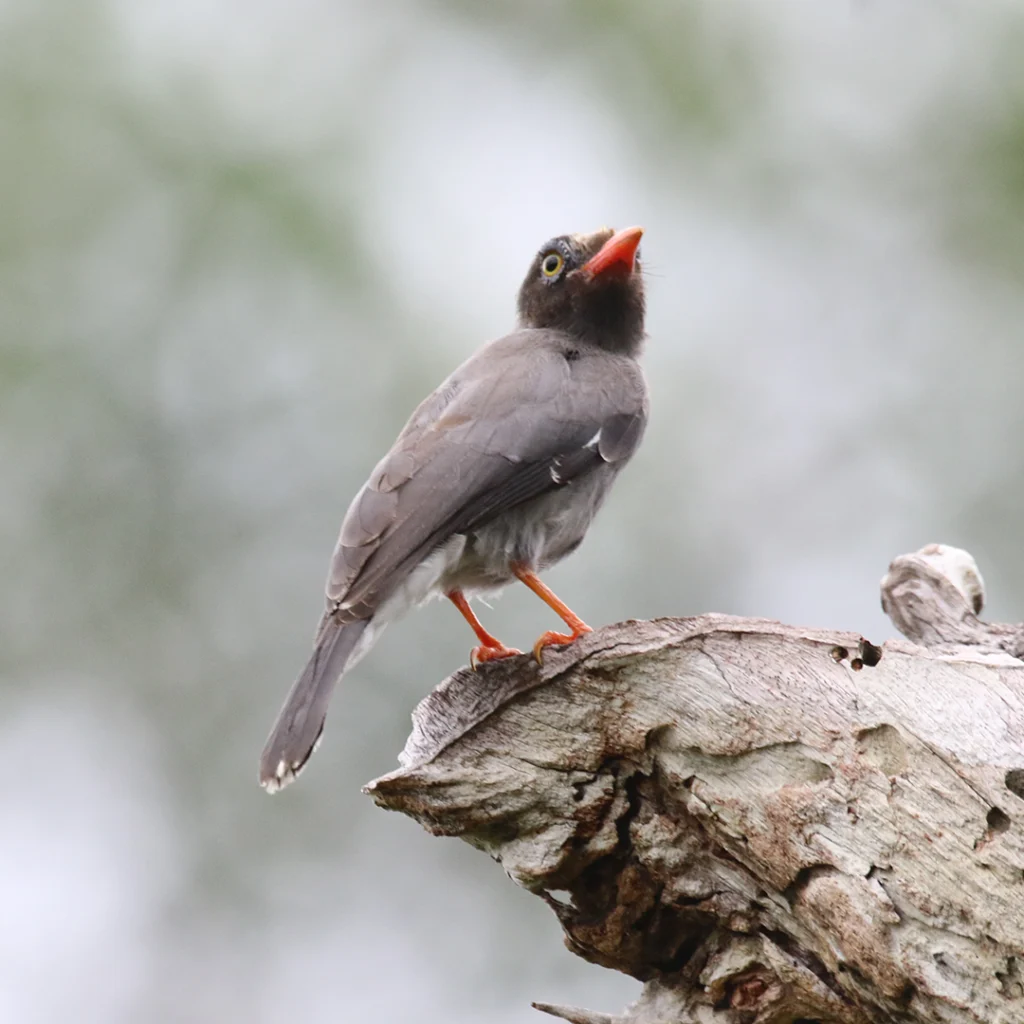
582 225 644 278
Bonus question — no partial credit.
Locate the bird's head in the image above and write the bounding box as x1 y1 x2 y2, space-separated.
516 226 646 355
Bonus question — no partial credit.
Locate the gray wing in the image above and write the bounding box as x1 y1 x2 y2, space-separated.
325 330 647 622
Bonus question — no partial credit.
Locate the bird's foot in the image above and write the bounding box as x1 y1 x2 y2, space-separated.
470 643 523 671
532 624 593 665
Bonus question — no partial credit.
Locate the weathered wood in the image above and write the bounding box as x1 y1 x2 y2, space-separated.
880 543 1024 656
366 545 1024 1023
533 1001 624 1024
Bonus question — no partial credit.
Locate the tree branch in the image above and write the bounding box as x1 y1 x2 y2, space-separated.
366 545 1024 1023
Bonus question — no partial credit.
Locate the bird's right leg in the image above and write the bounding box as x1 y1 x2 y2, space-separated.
446 590 522 669
510 563 593 664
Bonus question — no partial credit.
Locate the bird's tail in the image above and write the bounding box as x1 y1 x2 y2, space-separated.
259 617 370 793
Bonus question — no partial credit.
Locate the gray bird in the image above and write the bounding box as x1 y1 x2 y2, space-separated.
260 225 649 792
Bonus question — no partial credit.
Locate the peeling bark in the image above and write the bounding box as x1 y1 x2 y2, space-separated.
366 545 1024 1023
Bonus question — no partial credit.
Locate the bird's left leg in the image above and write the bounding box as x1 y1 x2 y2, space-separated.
446 590 522 669
511 563 593 663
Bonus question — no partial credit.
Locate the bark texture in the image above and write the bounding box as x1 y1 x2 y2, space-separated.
366 545 1024 1023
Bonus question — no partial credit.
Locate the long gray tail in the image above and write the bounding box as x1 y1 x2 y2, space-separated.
259 617 369 793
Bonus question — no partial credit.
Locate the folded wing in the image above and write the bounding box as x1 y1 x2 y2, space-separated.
325 331 648 623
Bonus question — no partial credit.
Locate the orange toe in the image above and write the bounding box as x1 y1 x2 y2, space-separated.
471 643 523 670
532 624 593 664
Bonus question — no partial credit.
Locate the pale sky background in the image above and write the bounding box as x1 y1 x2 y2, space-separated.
2 1 1024 1021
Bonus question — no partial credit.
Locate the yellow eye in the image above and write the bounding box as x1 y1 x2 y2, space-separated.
541 252 564 278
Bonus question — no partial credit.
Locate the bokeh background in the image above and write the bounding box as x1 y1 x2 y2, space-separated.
3 1 1024 1020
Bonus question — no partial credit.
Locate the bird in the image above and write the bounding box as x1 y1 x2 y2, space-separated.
259 225 649 793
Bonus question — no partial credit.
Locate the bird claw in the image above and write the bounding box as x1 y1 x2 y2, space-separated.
532 625 593 665
470 643 522 671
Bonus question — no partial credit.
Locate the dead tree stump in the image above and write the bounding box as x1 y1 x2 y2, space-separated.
365 545 1024 1023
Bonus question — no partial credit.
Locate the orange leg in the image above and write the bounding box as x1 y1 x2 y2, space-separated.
447 590 521 670
511 564 593 663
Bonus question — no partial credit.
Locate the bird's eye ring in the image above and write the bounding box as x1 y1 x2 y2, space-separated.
541 252 564 279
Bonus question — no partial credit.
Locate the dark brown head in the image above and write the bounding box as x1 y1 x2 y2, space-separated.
516 226 646 356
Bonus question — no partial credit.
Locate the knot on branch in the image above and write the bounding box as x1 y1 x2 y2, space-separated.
881 543 1024 657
